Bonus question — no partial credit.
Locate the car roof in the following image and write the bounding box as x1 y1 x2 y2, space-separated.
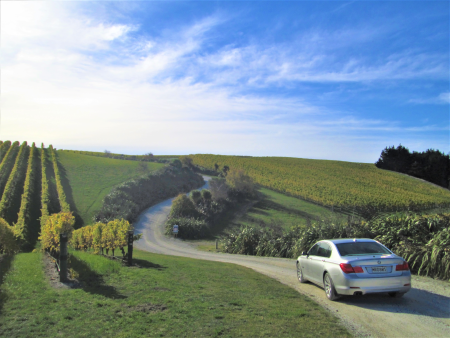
322 238 377 245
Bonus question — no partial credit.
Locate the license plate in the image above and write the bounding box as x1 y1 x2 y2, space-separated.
371 266 387 273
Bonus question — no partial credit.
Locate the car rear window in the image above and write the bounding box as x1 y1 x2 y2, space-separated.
336 242 391 256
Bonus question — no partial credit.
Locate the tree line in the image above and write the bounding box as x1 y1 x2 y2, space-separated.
375 145 449 189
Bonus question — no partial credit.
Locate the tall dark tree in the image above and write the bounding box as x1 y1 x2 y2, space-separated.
376 145 450 189
375 145 412 173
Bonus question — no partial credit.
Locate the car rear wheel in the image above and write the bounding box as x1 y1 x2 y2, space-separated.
296 262 307 283
388 292 405 298
324 273 340 301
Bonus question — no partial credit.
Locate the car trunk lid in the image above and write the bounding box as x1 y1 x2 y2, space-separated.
347 255 405 277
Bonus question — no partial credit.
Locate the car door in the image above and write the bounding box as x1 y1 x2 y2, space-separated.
310 242 332 283
304 243 320 283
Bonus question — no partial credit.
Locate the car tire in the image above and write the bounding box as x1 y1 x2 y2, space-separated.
323 273 340 301
388 292 405 298
296 262 307 283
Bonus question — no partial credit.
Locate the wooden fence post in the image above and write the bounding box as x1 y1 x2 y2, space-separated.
127 230 133 266
59 233 68 282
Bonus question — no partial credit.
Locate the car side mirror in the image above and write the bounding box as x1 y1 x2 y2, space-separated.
302 251 308 256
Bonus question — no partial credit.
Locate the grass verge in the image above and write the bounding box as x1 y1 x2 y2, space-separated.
0 250 350 337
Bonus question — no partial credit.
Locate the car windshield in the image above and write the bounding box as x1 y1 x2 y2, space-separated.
336 242 391 256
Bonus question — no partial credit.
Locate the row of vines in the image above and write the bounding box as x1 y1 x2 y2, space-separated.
72 219 138 256
0 141 11 163
0 141 151 257
50 145 70 212
0 141 65 253
0 141 20 198
186 155 450 216
39 211 140 256
40 143 50 227
0 141 29 224
14 143 36 248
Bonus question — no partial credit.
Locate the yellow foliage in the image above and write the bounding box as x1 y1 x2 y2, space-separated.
92 222 106 253
71 219 131 255
0 218 19 254
39 212 75 253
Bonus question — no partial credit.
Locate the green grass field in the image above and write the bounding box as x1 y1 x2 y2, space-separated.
239 188 345 230
0 251 350 338
56 151 165 226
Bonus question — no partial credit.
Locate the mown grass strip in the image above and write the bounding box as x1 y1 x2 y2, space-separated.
0 250 350 337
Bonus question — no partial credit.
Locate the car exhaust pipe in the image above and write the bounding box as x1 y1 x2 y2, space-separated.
353 291 363 296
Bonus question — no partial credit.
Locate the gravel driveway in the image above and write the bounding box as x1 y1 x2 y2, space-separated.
133 178 450 337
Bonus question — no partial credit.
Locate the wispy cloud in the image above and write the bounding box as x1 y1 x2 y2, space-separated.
409 92 450 105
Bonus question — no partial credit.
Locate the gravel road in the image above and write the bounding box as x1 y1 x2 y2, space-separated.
134 177 450 337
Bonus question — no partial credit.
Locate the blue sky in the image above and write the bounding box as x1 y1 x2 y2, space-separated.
1 1 448 163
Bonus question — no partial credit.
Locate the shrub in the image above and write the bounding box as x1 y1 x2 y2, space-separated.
171 194 198 218
371 213 450 280
165 217 209 239
226 169 255 197
190 190 202 206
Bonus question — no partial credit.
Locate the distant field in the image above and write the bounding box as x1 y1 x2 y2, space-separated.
57 151 165 225
187 154 450 214
64 149 179 161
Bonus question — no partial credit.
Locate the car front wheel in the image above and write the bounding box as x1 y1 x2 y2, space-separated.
296 262 307 283
324 273 340 301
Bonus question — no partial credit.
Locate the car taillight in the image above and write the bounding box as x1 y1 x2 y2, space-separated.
353 266 364 273
339 263 364 273
396 261 409 271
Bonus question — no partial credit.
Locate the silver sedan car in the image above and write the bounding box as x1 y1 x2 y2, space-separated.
296 238 411 300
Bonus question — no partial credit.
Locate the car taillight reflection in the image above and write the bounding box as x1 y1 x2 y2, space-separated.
396 261 409 271
340 263 364 273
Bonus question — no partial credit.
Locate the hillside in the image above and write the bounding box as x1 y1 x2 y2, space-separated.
186 154 450 216
56 150 165 226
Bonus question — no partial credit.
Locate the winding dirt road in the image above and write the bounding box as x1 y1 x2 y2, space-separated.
134 178 450 337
